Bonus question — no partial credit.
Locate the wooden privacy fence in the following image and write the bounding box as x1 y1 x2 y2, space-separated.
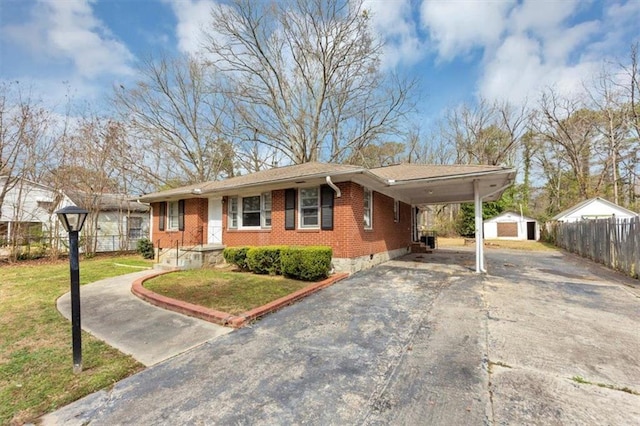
549 217 640 279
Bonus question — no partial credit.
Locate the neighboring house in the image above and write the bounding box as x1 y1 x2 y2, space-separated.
484 211 540 241
66 192 151 252
0 176 150 253
139 162 515 273
0 176 74 246
552 197 638 223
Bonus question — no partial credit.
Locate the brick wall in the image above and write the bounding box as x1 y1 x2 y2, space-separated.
222 181 412 258
151 198 208 249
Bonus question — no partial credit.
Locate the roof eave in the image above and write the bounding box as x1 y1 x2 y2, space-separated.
383 168 515 186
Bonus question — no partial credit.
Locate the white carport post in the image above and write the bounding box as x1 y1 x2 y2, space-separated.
474 179 486 273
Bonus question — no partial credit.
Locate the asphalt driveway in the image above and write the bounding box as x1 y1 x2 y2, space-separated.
44 248 640 425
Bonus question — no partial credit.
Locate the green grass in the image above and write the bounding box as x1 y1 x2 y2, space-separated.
144 268 310 315
0 255 151 425
439 237 558 252
571 376 639 395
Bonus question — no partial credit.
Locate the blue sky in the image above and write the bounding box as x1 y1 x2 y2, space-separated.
1 0 639 122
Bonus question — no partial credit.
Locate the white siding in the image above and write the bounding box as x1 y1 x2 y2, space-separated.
484 212 539 241
0 178 73 240
557 200 637 222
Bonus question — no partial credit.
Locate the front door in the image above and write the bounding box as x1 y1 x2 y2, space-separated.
208 197 223 245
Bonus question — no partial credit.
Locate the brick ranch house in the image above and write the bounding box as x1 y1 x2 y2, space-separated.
137 162 515 273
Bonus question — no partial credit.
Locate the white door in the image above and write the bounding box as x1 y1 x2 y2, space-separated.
208 197 223 245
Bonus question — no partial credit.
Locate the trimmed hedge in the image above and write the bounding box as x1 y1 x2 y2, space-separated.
224 245 333 281
281 246 332 281
246 246 286 275
222 246 250 270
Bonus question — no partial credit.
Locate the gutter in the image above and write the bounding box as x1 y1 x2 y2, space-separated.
381 168 516 187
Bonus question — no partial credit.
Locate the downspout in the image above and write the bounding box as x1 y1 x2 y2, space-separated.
325 176 341 197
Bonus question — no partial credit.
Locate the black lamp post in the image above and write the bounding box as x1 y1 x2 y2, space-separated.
56 205 89 374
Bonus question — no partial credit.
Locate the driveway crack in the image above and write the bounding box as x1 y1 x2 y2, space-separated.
481 277 496 426
356 292 439 425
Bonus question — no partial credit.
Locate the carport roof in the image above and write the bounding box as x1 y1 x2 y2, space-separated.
137 162 515 205
368 164 515 205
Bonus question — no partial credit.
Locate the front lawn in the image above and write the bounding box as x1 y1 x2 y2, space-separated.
143 269 310 315
0 255 150 425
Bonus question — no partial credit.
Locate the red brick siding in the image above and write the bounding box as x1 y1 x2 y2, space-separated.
222 182 412 258
346 183 412 258
151 198 208 248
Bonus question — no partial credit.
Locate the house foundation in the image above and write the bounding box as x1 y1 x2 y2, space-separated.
332 246 410 274
155 244 225 270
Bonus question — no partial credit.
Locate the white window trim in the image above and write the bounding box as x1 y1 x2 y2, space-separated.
364 188 373 230
298 187 320 229
228 192 272 230
241 195 262 228
261 192 272 228
228 197 238 229
167 201 179 231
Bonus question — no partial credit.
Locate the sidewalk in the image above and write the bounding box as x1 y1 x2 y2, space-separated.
57 270 232 366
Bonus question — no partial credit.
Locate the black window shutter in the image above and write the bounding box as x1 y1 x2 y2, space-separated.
159 202 166 231
320 185 334 230
285 189 296 230
178 199 185 231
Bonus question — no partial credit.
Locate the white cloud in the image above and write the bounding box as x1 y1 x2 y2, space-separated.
362 0 425 69
2 0 134 78
477 0 609 104
479 34 600 104
420 0 516 61
508 0 581 33
408 0 640 106
586 0 640 60
164 0 217 55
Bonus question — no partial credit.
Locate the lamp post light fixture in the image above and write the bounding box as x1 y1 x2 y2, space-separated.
55 205 89 374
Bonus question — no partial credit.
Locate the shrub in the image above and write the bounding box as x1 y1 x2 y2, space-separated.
136 238 155 259
281 246 332 281
246 246 285 275
14 243 48 261
223 247 250 270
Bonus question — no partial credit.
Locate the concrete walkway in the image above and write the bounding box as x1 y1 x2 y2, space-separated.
57 269 231 366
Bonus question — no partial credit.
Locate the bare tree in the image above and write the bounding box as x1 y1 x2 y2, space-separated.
1 83 45 208
203 0 415 165
441 98 528 166
620 43 640 207
586 68 633 205
50 113 128 253
531 89 601 200
405 127 456 165
114 54 236 189
626 43 640 143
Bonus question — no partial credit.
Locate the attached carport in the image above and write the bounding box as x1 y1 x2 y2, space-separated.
365 164 516 273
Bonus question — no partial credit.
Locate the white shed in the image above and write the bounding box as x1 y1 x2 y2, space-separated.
552 197 638 223
484 211 539 241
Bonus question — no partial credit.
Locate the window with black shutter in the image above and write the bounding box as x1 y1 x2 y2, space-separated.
285 188 296 230
159 202 166 231
178 199 185 231
320 185 334 230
